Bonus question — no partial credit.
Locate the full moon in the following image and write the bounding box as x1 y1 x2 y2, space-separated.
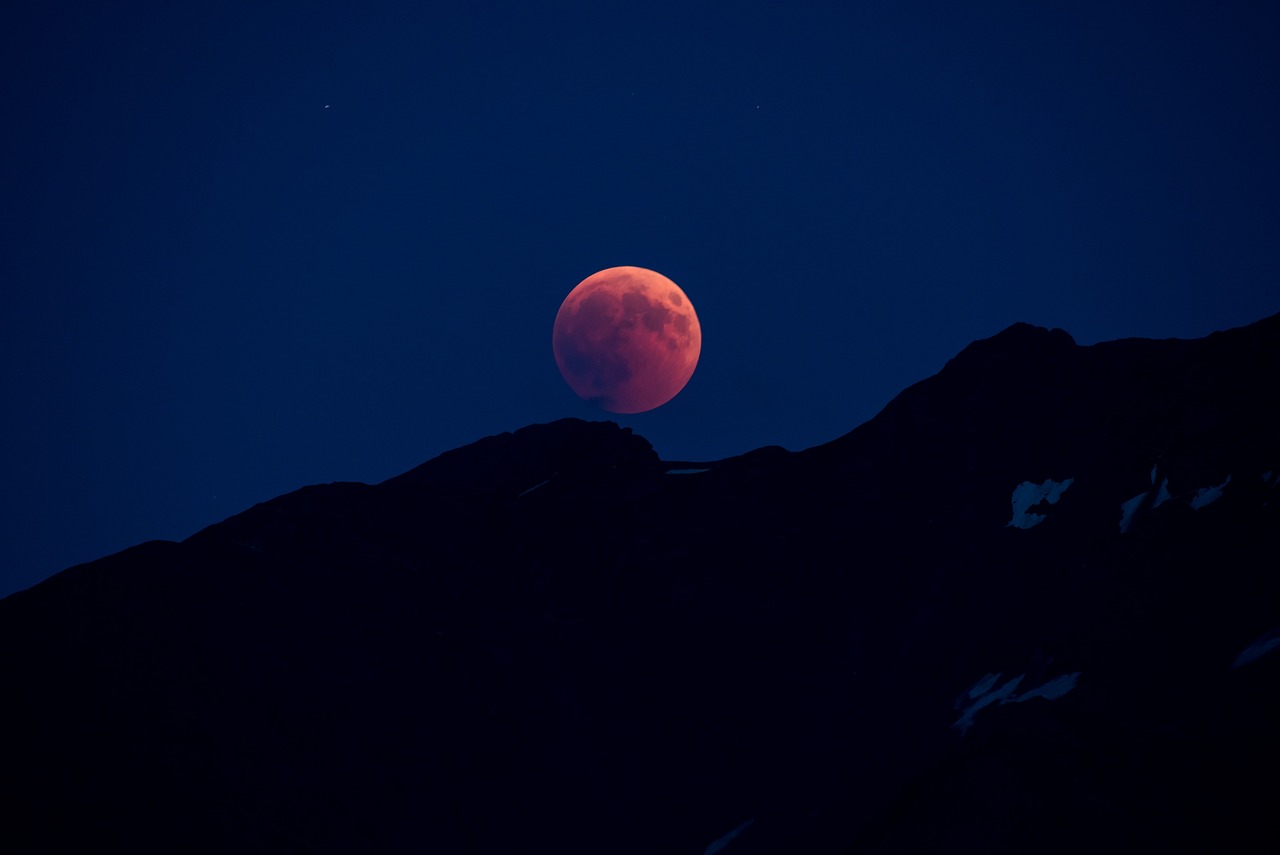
553 266 702 414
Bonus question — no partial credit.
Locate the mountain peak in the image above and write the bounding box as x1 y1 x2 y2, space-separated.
944 320 1077 372
382 417 660 494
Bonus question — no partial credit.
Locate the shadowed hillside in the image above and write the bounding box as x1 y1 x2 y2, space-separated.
3 312 1278 853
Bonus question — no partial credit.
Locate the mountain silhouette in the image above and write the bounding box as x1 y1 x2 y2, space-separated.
3 313 1278 853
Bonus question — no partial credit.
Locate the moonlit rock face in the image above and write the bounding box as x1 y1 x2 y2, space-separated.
552 266 701 414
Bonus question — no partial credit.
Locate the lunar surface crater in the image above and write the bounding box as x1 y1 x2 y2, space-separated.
553 266 701 414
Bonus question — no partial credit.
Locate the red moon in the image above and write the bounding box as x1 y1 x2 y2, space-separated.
553 266 701 414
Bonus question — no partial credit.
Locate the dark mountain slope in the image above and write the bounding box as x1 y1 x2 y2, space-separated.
2 313 1278 853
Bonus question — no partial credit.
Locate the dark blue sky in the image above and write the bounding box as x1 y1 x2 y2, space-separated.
3 0 1278 596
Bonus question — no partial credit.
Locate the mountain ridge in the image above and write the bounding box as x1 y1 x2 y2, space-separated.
2 312 1278 853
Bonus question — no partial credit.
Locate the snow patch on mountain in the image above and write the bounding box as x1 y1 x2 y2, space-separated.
1007 478 1074 529
953 673 1023 733
1004 672 1079 703
1120 465 1175 532
953 671 1080 735
1119 492 1146 534
1190 475 1231 509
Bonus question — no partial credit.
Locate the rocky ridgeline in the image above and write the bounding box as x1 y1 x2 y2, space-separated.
2 312 1278 853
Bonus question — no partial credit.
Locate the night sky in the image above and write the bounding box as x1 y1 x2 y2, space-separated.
3 1 1278 597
